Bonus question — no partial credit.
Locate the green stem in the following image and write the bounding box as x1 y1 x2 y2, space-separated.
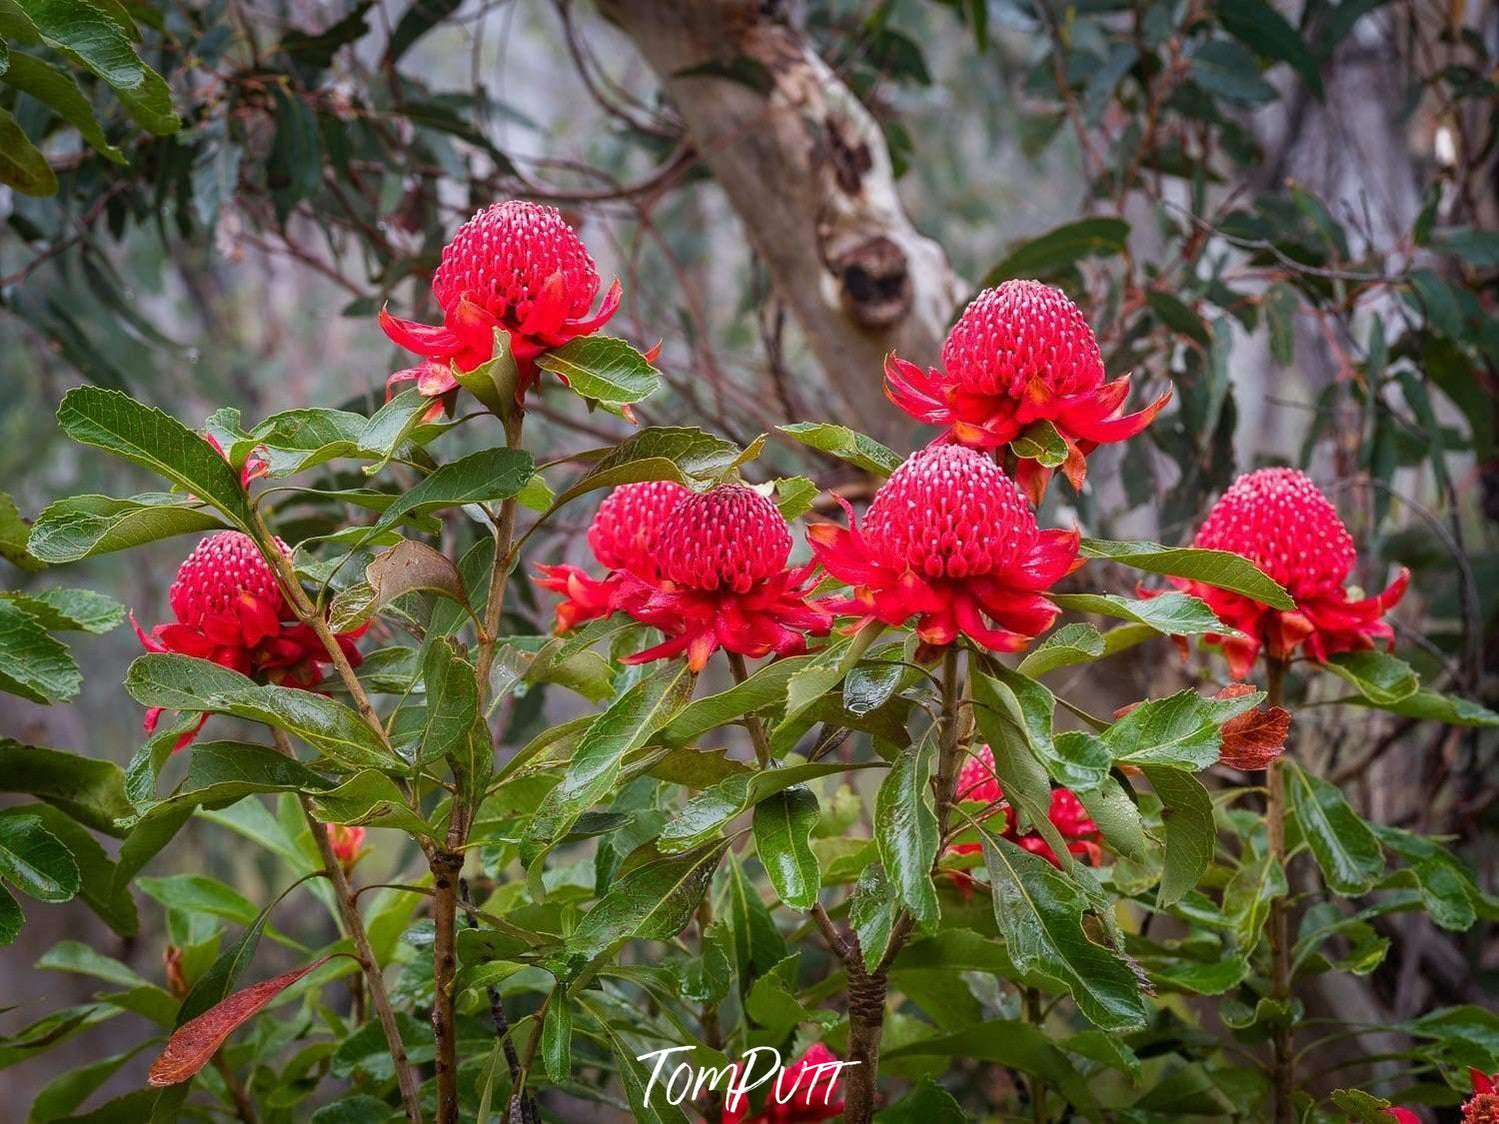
727 651 773 768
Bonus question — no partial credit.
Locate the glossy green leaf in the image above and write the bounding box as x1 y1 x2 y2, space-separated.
660 761 879 853
850 863 899 972
369 447 534 536
0 588 122 633
658 654 815 746
874 727 939 930
541 990 572 1082
124 653 401 772
1016 622 1106 678
355 388 431 473
0 739 132 834
979 826 1149 1031
537 335 661 407
27 494 224 563
0 600 80 703
1011 420 1069 467
418 637 480 767
2 51 124 161
778 422 902 475
1287 762 1384 895
1080 537 1293 609
0 492 41 571
545 427 748 512
1143 766 1215 906
1323 650 1420 706
11 805 135 935
0 813 79 902
305 770 432 836
981 217 1129 284
751 786 821 911
1052 591 1229 637
1103 687 1262 770
570 839 728 957
55 389 251 529
720 849 785 988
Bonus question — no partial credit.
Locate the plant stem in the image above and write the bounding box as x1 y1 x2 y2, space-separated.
474 412 526 693
1265 656 1293 1124
1025 986 1046 1123
697 896 724 1123
213 1053 258 1124
726 651 772 768
270 730 424 1123
844 646 966 1123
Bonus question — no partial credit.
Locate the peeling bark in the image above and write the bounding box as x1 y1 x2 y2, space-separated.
598 0 964 442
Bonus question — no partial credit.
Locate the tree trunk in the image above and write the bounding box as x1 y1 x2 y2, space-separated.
598 0 964 443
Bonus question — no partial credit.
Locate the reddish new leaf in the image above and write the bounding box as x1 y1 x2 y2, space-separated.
148 955 334 1086
1215 684 1290 770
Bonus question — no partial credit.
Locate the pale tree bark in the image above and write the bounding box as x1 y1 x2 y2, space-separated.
598 0 965 443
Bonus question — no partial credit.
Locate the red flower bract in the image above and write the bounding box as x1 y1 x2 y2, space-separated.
132 532 364 749
535 480 690 631
720 1044 846 1124
950 745 1103 870
327 824 366 873
612 484 832 673
884 279 1169 499
809 444 1080 657
1177 467 1409 679
380 200 621 413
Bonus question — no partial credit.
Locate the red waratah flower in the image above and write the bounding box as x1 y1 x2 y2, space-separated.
609 484 832 673
327 824 366 874
1174 467 1409 679
535 480 690 631
720 1043 846 1124
884 279 1170 500
808 444 1080 658
204 433 268 488
380 200 621 417
132 532 365 748
1383 1111 1420 1123
1465 1069 1499 1124
949 745 1103 870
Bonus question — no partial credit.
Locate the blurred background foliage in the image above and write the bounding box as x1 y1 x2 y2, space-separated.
1 0 1496 1110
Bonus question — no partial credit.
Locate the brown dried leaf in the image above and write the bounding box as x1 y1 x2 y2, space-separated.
147 955 333 1086
1216 684 1290 771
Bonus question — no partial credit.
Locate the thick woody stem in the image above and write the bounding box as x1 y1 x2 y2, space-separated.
1265 656 1294 1124
270 730 423 1124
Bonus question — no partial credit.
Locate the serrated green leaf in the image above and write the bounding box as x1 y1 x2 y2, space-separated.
537 335 661 407
1287 762 1383 894
1323 650 1419 705
56 388 251 529
1017 622 1106 678
875 727 939 930
0 600 80 703
1080 538 1293 609
0 813 78 902
1143 766 1214 906
0 588 123 633
751 786 820 910
369 447 534 536
570 839 728 957
27 493 225 563
2 51 125 161
1103 687 1262 770
0 739 131 834
1052 591 1229 637
850 863 898 973
545 427 748 514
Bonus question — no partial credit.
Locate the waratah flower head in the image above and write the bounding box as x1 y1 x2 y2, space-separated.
612 484 832 673
884 279 1170 500
721 1043 846 1124
1176 467 1408 678
1465 1069 1499 1124
949 745 1103 871
535 480 690 631
809 444 1080 658
380 200 621 414
133 531 365 749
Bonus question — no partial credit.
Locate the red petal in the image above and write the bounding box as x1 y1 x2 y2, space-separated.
379 305 459 360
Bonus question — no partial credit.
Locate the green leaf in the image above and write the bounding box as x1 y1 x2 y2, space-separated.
981 217 1129 286
239 407 374 478
884 1022 1092 1102
1224 852 1288 955
418 637 480 766
1080 538 1293 609
570 839 728 957
16 0 179 132
545 427 748 513
1217 0 1323 97
536 335 661 408
306 770 432 836
0 492 42 571
1287 762 1383 894
576 995 693 1124
29 1039 157 1121
1016 622 1106 678
875 727 940 930
355 388 430 473
0 600 80 703
0 593 109 639
1323 650 1419 706
0 106 57 195
1075 775 1148 865
0 885 22 945
384 0 462 63
541 990 572 1083
1103 687 1262 770
28 493 225 563
660 761 877 852
751 786 821 911
778 422 902 476
658 654 815 746
56 389 251 529
2 52 125 161
368 447 534 537
979 826 1149 1031
773 475 819 519
1330 1088 1399 1123
0 739 132 834
1052 591 1229 637
875 1076 967 1122
1143 766 1215 906
124 653 402 772
522 666 692 863
1010 420 1068 467
11 805 135 935
138 873 261 926
850 863 899 973
1145 291 1212 347
720 849 785 988
976 662 1110 792
1188 38 1276 106
136 741 332 819
0 813 78 902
